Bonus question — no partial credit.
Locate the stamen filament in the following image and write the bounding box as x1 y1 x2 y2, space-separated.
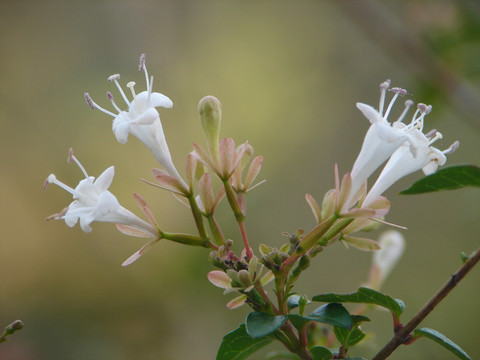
68 148 89 178
396 100 414 123
47 174 76 196
107 92 122 113
84 93 117 117
379 80 390 115
383 93 400 121
428 132 443 145
112 78 131 106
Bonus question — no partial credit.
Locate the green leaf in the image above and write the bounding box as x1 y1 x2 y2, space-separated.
312 287 404 317
287 304 352 331
310 345 333 360
287 295 302 310
413 328 471 360
307 303 352 329
350 315 370 326
217 324 273 360
334 326 366 347
400 165 480 195
245 312 287 339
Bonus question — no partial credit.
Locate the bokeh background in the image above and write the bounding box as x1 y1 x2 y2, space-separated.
1 1 479 359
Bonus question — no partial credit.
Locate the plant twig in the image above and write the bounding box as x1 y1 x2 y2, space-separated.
372 246 480 360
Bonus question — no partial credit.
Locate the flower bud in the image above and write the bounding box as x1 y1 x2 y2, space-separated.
198 96 222 163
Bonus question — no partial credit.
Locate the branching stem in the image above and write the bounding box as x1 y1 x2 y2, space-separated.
372 246 480 360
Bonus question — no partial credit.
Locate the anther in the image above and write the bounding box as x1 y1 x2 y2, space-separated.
428 131 443 145
139 53 146 72
424 129 437 139
390 87 408 95
68 148 74 163
108 74 121 82
379 79 391 90
396 99 414 124
84 93 95 109
127 81 136 98
417 103 432 114
444 141 460 155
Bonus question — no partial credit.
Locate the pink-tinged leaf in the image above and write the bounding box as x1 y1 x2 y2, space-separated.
152 168 186 194
198 173 214 214
192 143 219 175
116 224 152 238
342 236 381 251
212 186 226 212
227 294 247 309
260 270 275 286
208 271 232 289
305 193 322 223
229 141 248 177
185 153 197 188
140 178 185 196
133 193 159 228
321 189 337 220
121 239 159 266
46 207 68 221
366 196 391 212
219 138 236 178
244 156 263 190
341 208 376 219
338 173 352 212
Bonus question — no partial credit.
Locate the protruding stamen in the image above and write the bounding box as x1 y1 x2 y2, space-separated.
84 93 95 109
110 76 131 106
396 99 414 123
46 174 76 195
84 93 116 117
108 74 121 82
379 79 391 115
428 131 443 145
107 92 122 112
384 89 406 121
139 54 146 72
127 81 136 99
424 129 438 139
443 141 460 155
68 148 89 178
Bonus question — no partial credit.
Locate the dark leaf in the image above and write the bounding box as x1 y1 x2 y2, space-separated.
217 324 273 360
400 165 480 195
413 328 471 360
245 312 287 339
312 287 404 317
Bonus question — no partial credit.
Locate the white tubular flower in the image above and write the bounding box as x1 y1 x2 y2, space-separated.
363 129 459 207
368 230 405 289
349 80 424 204
45 150 158 238
84 54 187 190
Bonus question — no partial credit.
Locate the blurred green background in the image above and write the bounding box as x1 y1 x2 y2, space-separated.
1 1 479 359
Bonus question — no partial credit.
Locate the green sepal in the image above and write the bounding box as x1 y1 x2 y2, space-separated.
413 327 471 360
245 312 287 339
312 287 405 317
310 345 333 360
400 165 480 195
216 324 273 360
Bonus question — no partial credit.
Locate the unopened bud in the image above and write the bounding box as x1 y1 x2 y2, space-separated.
198 96 222 162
